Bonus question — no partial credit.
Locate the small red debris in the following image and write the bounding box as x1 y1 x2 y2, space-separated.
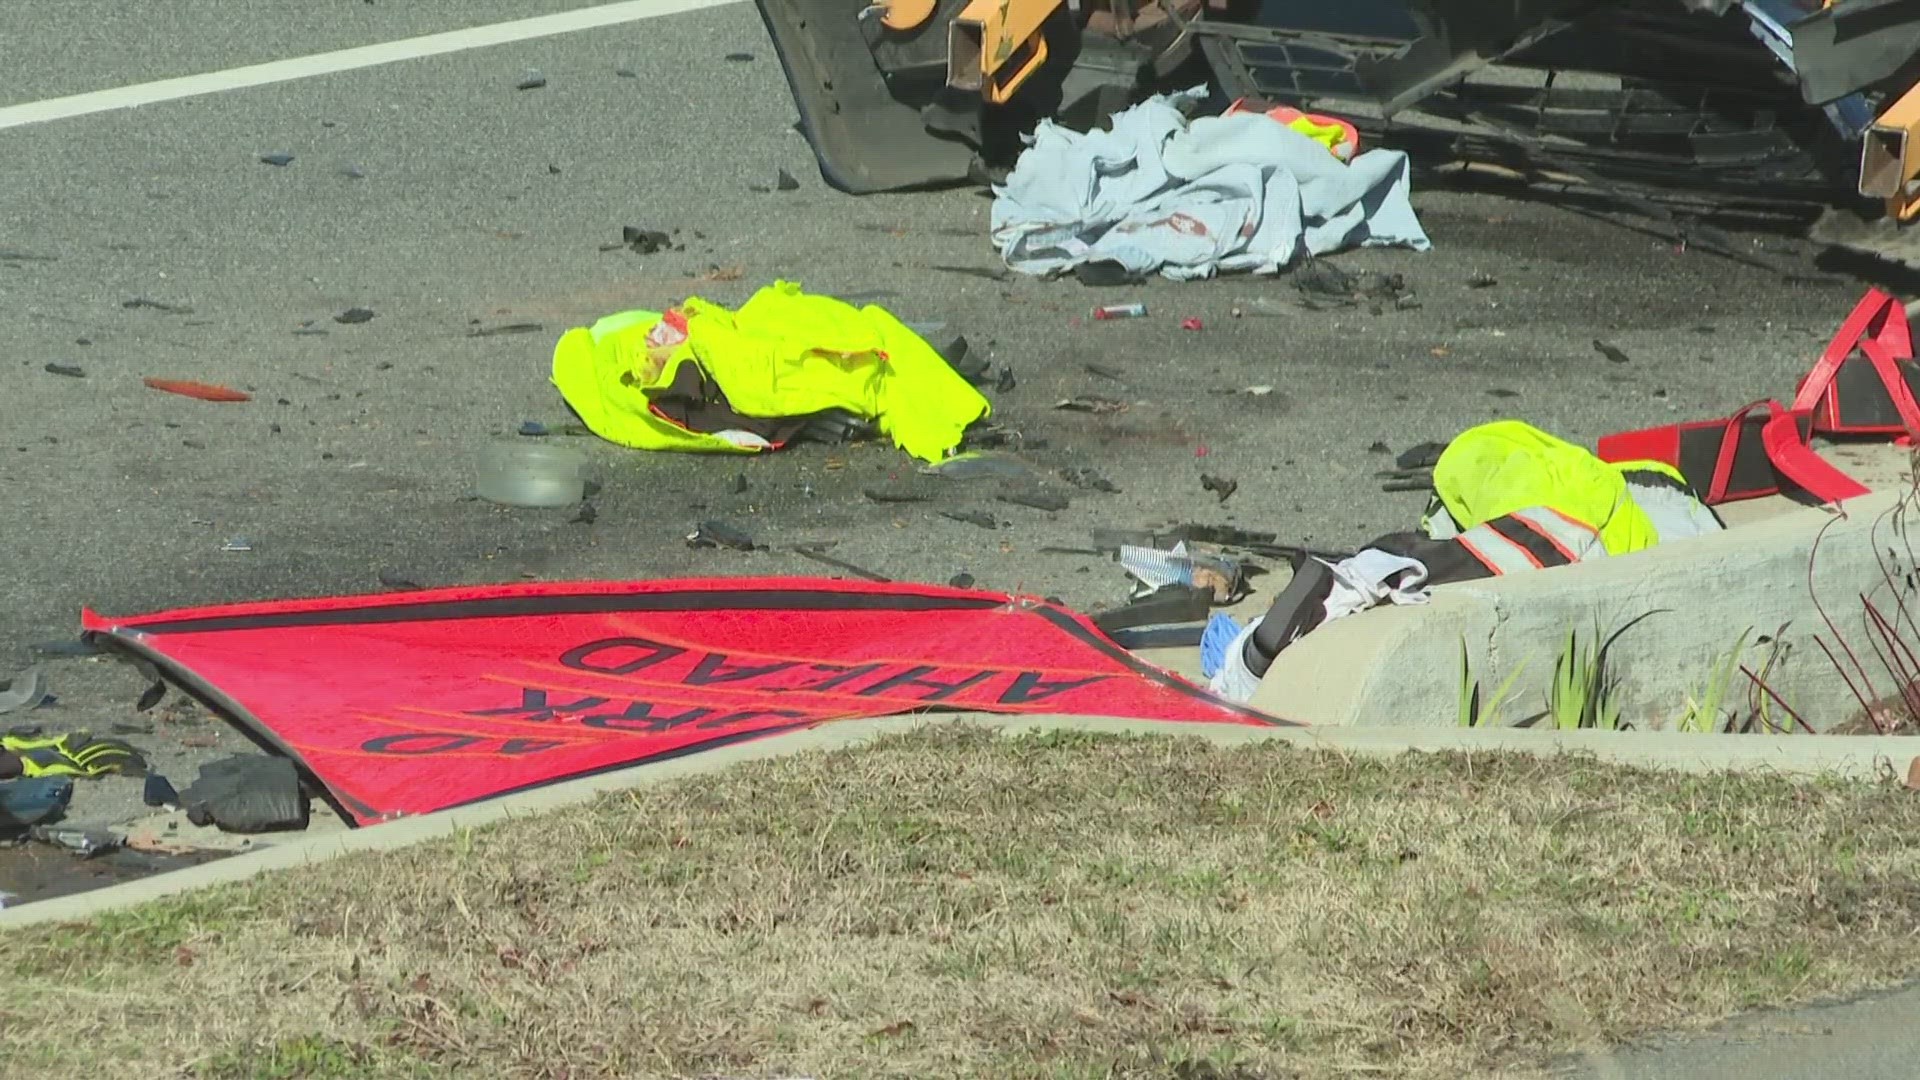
1195 444 1210 458
144 377 251 402
1179 317 1204 331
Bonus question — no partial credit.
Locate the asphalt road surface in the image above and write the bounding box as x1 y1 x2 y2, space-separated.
0 6 1910 1057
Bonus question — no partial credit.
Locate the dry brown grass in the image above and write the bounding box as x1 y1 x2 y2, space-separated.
7 726 1920 1079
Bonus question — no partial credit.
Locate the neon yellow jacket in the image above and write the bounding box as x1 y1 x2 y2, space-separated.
1425 421 1721 555
551 281 990 463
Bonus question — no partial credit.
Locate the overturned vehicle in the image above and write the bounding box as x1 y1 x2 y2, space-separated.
752 0 1920 260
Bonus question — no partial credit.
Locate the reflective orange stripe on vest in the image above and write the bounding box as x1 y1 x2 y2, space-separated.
1456 510 1604 576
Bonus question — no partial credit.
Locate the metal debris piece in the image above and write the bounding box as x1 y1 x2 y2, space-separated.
30 825 120 859
1053 396 1127 414
516 70 547 90
518 420 549 437
259 152 295 167
0 667 48 715
220 537 253 553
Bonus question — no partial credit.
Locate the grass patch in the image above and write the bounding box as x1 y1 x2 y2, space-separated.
6 726 1920 1078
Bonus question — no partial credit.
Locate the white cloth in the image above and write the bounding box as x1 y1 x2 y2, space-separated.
1320 550 1432 621
989 86 1431 281
1204 552 1431 704
1207 616 1265 704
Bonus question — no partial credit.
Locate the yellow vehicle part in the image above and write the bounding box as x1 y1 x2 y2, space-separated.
879 0 937 31
1861 79 1920 222
948 0 1054 105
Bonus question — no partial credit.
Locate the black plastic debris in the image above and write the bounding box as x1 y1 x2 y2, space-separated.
998 491 1069 512
615 67 638 78
792 546 889 581
468 322 545 337
1092 584 1212 634
135 678 167 713
123 297 192 314
142 773 178 808
518 420 549 437
1200 473 1238 504
571 502 598 525
1395 442 1447 470
1059 466 1119 493
730 472 749 495
864 487 931 504
1467 272 1498 289
941 509 997 529
43 363 84 378
797 410 877 445
948 572 976 589
179 755 308 833
1083 363 1126 383
377 570 424 591
776 168 801 191
516 69 547 90
1367 440 1390 454
1487 388 1520 399
1593 339 1632 364
1074 261 1145 288
1 777 72 836
334 306 376 325
259 152 295 167
995 366 1017 392
688 520 757 550
621 226 673 254
725 51 756 62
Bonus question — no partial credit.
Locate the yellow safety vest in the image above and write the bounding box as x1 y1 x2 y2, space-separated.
551 281 990 463
1424 421 1721 555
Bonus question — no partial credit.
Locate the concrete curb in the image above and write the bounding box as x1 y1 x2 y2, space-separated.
5 713 1917 929
1252 481 1920 729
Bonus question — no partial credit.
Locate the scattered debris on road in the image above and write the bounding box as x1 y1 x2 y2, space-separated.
258 152 294 167
334 306 376 325
688 520 758 551
42 363 84 378
143 378 251 402
515 70 547 90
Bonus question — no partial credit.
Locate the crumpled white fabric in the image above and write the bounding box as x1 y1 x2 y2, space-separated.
1321 550 1432 621
1205 551 1432 704
989 86 1431 281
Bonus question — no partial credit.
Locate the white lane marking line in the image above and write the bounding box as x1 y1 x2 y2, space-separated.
0 0 741 131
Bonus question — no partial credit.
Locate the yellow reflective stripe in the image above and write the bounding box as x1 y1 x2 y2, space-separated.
1508 507 1605 562
1456 524 1539 575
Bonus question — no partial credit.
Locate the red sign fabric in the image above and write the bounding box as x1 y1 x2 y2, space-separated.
84 578 1285 825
